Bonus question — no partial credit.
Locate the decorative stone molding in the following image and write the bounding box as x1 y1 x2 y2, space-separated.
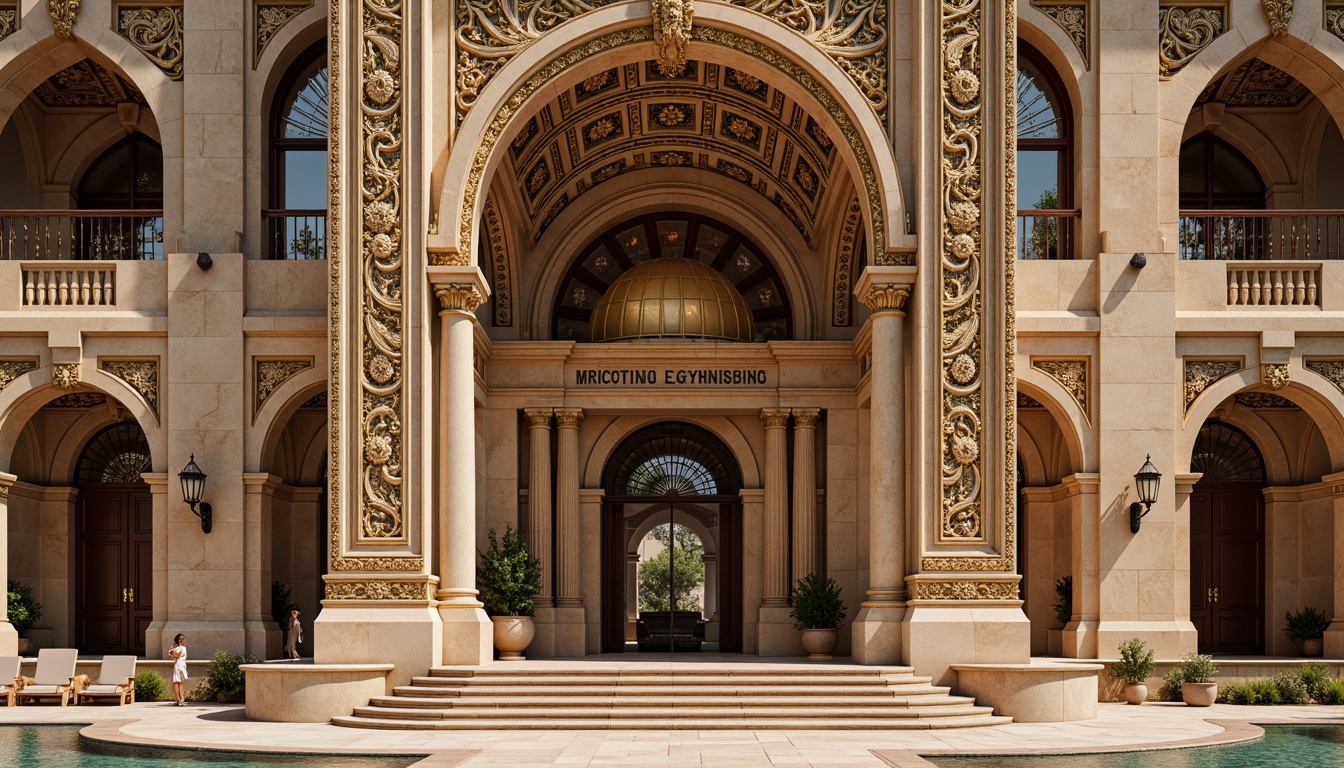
482 196 512 327
793 408 820 428
1031 358 1088 417
435 284 484 314
49 0 79 41
555 408 584 429
1158 6 1225 80
329 556 424 573
910 579 1020 601
1328 2 1344 42
117 5 185 80
921 555 1016 572
325 580 430 600
1261 363 1290 391
860 283 910 313
1183 358 1242 411
1305 359 1344 393
254 358 314 418
0 360 38 391
832 194 861 327
1031 1 1088 66
1234 392 1296 408
52 363 81 390
1262 0 1291 38
652 0 693 76
760 408 791 429
526 409 553 428
255 1 311 63
100 358 159 416
0 4 17 42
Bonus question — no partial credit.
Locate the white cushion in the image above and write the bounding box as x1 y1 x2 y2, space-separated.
22 684 63 695
97 656 137 685
33 649 77 686
83 684 126 694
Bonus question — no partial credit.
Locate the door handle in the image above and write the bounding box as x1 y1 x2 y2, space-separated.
122 588 128 603
1206 588 1212 603
128 588 134 603
1213 587 1218 603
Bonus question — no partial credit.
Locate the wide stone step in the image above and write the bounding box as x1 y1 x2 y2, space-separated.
331 714 1013 730
411 673 932 687
352 704 997 720
428 665 918 678
369 693 978 709
393 683 954 698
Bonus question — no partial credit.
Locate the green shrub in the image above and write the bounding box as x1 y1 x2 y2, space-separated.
1112 638 1156 685
1315 677 1344 705
1224 681 1258 705
204 650 260 703
1225 678 1281 705
1273 672 1310 704
133 669 167 702
476 525 542 617
1283 607 1331 642
789 573 847 630
1159 668 1186 701
1053 576 1072 626
6 581 42 635
1296 663 1331 702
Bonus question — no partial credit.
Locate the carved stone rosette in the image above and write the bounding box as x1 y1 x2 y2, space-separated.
117 5 185 80
1261 363 1290 391
1158 6 1224 80
100 359 159 417
1031 358 1088 417
0 360 38 391
1305 359 1344 394
1183 358 1242 411
1031 1 1087 66
1261 0 1291 39
52 363 81 390
254 358 313 417
48 0 80 41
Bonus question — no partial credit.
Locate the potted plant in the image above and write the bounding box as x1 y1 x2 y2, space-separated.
789 573 847 660
477 525 542 661
1177 652 1219 707
1283 607 1330 657
1111 638 1155 705
7 580 42 656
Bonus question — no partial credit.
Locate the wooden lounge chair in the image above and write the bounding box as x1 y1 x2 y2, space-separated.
14 648 80 706
77 655 136 706
0 657 19 706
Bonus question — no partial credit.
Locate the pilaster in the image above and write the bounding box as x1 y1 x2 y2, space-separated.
1324 473 1344 657
553 408 586 656
525 409 555 657
756 408 799 656
0 472 17 655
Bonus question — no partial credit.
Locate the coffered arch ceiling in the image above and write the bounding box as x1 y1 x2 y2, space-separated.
488 58 854 247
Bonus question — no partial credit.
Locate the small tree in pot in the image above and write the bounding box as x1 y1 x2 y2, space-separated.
7 580 42 655
1111 638 1155 705
1166 652 1219 706
477 525 542 661
1283 607 1331 657
789 573 846 660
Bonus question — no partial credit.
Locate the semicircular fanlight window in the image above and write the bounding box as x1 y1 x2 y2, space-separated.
607 423 740 497
76 421 150 484
1191 421 1265 484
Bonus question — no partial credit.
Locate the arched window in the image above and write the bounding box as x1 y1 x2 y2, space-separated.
76 134 164 259
605 423 741 497
1191 421 1265 484
267 42 328 259
1016 42 1075 260
75 422 151 485
1178 133 1267 259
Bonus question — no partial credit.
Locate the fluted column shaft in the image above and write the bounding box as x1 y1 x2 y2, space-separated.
761 408 791 606
791 409 820 584
525 409 554 602
554 408 584 606
436 285 483 606
865 286 909 605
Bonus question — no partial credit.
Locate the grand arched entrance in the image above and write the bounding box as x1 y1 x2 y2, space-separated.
600 423 743 654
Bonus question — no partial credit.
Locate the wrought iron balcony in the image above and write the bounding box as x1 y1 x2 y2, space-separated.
0 210 163 261
263 209 327 260
1016 208 1080 260
1178 209 1344 261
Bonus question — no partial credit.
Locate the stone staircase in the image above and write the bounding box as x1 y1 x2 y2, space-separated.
331 662 1012 730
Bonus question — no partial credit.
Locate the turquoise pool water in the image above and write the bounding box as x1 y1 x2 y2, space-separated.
928 725 1344 768
3 726 422 768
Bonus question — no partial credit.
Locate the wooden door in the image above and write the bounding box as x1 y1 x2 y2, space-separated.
76 485 153 656
600 500 626 653
717 501 743 653
1190 485 1264 654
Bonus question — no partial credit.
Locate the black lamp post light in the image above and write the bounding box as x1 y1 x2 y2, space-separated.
1128 454 1162 534
178 454 213 534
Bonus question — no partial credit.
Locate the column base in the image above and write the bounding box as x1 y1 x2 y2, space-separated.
756 605 804 656
1325 621 1344 658
851 602 906 664
439 604 493 666
902 604 1030 686
315 602 443 687
553 605 587 657
1061 620 1099 658
1091 620 1197 660
0 621 16 656
528 604 557 658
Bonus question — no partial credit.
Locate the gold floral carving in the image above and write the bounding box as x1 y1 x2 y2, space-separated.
911 579 1019 601
1031 358 1088 416
327 0 345 570
1031 1 1087 66
117 6 185 80
435 284 484 314
1158 6 1224 80
0 360 38 391
325 580 429 600
1328 3 1344 42
100 359 159 416
652 0 693 76
1261 0 1291 39
255 358 313 417
1305 359 1344 394
483 195 513 327
0 6 17 42
1262 363 1290 391
735 0 888 125
49 0 79 41
256 2 311 62
860 283 910 313
329 556 424 572
832 194 861 327
1183 358 1242 411
52 363 81 390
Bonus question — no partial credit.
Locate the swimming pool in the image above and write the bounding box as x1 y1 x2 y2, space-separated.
3 725 423 768
927 725 1344 768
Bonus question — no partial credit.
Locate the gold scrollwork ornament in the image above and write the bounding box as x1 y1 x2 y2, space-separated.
651 0 693 77
49 0 79 40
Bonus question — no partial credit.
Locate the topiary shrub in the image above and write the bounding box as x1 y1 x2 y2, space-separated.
6 580 42 635
476 525 542 617
1273 671 1311 705
1053 576 1072 627
134 669 167 702
204 650 260 703
789 573 847 630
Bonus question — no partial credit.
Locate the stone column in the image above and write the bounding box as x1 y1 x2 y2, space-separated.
703 553 718 620
756 408 800 655
851 273 911 664
141 473 169 658
1059 474 1100 659
243 473 279 659
553 408 586 655
433 277 493 665
626 553 639 638
1325 472 1344 658
525 409 555 657
791 409 820 584
0 472 16 655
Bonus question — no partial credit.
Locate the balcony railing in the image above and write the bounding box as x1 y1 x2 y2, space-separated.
0 210 163 261
1179 210 1344 261
264 209 327 260
1016 209 1080 260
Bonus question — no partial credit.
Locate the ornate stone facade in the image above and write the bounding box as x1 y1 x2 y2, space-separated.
255 358 313 417
1261 0 1292 39
1262 363 1290 391
52 363 80 390
1306 359 1344 394
100 359 159 416
1031 358 1088 417
911 579 1020 601
117 5 185 80
0 360 38 392
1183 358 1243 411
1031 1 1087 66
256 1 311 62
1158 5 1225 79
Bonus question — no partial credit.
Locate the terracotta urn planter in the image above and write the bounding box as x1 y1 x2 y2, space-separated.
16 637 31 656
491 616 535 661
1182 682 1218 707
1122 683 1148 705
800 628 839 660
1303 638 1324 657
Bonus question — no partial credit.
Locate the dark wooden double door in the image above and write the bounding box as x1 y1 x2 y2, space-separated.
76 484 153 656
1189 484 1264 654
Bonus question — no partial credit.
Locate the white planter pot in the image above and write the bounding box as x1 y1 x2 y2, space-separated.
1183 681 1217 707
1122 683 1148 705
800 628 839 660
491 616 536 661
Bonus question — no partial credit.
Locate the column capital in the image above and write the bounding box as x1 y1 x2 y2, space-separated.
435 283 484 315
760 408 790 429
524 408 554 428
854 266 916 314
792 408 820 428
555 408 584 428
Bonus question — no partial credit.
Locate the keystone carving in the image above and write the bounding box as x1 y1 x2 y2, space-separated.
1261 363 1290 391
52 363 81 390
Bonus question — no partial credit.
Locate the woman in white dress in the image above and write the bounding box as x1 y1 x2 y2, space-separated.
170 633 188 706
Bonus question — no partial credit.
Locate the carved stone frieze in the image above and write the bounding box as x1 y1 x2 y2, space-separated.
0 360 38 391
0 5 17 42
1328 3 1344 42
861 283 910 313
329 556 424 572
1305 359 1344 394
327 0 344 571
652 0 693 77
1158 6 1224 80
1031 1 1087 66
117 6 185 80
256 1 312 62
325 580 430 600
255 358 313 417
100 359 159 416
1017 392 1044 409
911 579 1020 601
1183 358 1242 411
52 363 81 390
1234 392 1296 408
49 0 79 41
483 195 513 327
1031 358 1088 416
832 194 861 327
436 284 484 314
1262 363 1290 391
1261 0 1291 38
45 392 108 408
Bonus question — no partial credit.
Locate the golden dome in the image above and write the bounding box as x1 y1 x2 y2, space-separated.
589 258 753 342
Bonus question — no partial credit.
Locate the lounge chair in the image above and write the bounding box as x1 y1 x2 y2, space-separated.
77 656 136 706
0 657 19 706
14 648 80 706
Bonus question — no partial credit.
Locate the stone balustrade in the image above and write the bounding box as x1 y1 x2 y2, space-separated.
1226 263 1320 308
22 263 117 307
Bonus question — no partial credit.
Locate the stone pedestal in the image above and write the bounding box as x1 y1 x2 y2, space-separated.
952 661 1103 722
903 602 1031 687
755 605 804 657
553 605 587 657
243 663 392 723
